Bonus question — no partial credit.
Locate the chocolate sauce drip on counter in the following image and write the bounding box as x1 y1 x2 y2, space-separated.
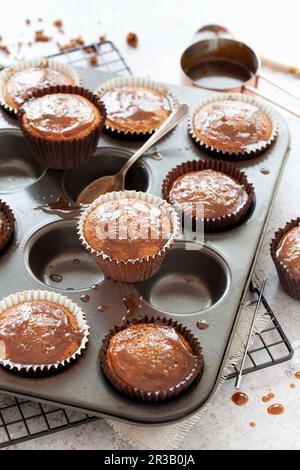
231 392 249 406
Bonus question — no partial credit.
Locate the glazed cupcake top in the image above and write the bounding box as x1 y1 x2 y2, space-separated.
169 169 248 218
106 323 198 392
0 211 9 246
101 86 171 133
20 93 101 140
83 198 172 260
193 100 273 154
0 300 84 365
276 226 300 276
3 67 75 110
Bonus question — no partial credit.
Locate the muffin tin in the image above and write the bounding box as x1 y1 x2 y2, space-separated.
0 67 290 424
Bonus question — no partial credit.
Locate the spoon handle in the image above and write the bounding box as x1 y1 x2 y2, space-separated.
120 102 189 176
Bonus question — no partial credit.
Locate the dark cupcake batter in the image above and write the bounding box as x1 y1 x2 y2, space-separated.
102 86 171 133
107 323 197 392
276 226 300 276
0 300 84 365
193 100 273 153
169 169 248 218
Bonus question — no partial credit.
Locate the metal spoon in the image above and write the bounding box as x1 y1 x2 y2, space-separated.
77 102 189 204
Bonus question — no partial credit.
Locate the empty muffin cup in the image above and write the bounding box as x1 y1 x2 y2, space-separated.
77 190 180 283
162 159 255 232
271 218 300 301
100 315 204 402
18 85 107 170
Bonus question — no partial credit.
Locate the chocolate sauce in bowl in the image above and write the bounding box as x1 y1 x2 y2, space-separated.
186 58 252 90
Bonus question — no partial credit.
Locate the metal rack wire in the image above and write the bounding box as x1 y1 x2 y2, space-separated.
0 40 293 448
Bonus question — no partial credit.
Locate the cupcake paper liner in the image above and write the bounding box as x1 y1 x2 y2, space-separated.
17 85 107 170
0 290 90 373
162 159 255 232
95 76 180 141
77 190 180 283
0 200 15 252
271 218 300 301
188 93 279 161
100 315 204 402
0 58 81 117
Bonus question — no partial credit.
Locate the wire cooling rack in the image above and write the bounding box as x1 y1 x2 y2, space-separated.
0 40 294 448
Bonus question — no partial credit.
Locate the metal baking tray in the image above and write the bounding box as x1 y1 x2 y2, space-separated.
0 67 290 425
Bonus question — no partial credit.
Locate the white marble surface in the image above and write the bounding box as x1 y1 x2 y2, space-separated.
1 0 300 451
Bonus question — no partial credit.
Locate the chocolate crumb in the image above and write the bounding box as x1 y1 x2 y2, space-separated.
89 56 99 67
126 32 138 48
0 45 10 55
28 41 32 47
58 37 84 51
0 36 2 42
99 34 106 43
53 19 64 33
26 19 31 25
35 30 52 42
38 18 43 22
84 45 97 54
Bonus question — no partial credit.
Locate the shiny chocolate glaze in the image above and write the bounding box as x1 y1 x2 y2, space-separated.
276 226 300 276
0 212 8 245
107 323 197 392
4 67 74 109
169 169 248 218
0 301 84 365
102 86 171 133
193 100 272 153
84 198 172 260
22 93 100 138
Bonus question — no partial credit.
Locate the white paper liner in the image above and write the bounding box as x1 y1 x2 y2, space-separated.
0 58 81 115
0 290 89 373
77 190 180 283
188 92 279 159
95 75 180 138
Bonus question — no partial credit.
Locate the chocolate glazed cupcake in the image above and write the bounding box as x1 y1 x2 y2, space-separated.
100 316 204 402
188 93 278 161
162 160 254 232
0 200 15 252
271 218 300 300
17 85 106 170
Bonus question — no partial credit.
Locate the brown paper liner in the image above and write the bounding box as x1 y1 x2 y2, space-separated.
77 191 180 283
17 85 107 170
188 93 279 161
271 218 300 301
162 159 255 232
100 316 204 402
0 200 15 252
